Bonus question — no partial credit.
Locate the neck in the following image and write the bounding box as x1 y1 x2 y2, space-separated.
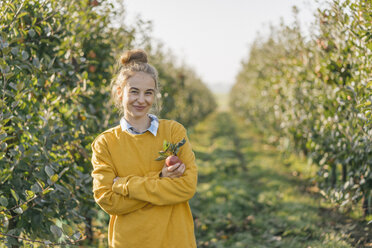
124 114 151 132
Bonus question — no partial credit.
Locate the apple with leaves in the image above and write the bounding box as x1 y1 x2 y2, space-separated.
155 138 186 167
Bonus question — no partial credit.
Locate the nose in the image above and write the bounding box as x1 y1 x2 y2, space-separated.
137 92 145 104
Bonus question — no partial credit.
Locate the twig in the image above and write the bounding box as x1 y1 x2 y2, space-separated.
4 0 26 30
0 4 10 23
72 142 90 160
0 232 86 246
0 71 6 121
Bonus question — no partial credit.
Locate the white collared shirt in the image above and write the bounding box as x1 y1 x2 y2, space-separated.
120 114 159 136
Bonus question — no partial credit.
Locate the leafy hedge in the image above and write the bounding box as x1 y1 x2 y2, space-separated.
0 0 216 246
230 0 371 217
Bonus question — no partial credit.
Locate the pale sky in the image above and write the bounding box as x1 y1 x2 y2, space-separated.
124 0 318 93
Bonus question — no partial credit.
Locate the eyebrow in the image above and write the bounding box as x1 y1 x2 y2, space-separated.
129 87 155 92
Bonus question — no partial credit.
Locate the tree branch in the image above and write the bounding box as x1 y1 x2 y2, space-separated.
0 232 86 246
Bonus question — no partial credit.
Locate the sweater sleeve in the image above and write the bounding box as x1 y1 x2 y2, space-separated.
91 134 149 215
112 122 198 206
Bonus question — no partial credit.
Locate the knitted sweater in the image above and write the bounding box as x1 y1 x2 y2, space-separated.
91 119 198 248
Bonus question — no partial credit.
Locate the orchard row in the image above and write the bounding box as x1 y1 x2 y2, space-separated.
230 0 371 217
0 0 216 246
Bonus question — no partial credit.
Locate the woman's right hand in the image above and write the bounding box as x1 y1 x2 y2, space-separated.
160 163 185 178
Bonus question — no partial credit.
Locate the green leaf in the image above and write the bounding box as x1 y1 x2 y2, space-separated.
0 196 8 207
155 156 166 161
17 12 28 19
9 82 17 90
31 183 41 193
10 189 19 203
169 144 175 154
28 29 36 37
177 138 186 148
50 225 62 238
175 147 180 155
43 188 54 195
16 82 24 91
45 166 54 177
73 232 81 240
48 57 56 69
11 101 19 108
62 223 74 236
50 174 58 183
21 50 29 60
14 207 23 215
32 57 40 68
44 241 52 246
58 167 69 177
25 190 35 200
163 140 170 152
11 47 19 56
1 216 9 228
13 28 19 36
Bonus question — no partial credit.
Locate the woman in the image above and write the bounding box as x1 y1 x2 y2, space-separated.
91 49 198 248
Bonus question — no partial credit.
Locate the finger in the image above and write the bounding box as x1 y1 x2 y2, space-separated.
167 163 180 172
175 163 184 172
171 164 185 177
180 164 186 174
177 164 185 175
167 172 178 178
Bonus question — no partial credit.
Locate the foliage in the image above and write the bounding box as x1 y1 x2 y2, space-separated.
0 0 215 246
155 138 186 161
230 0 371 216
190 112 370 247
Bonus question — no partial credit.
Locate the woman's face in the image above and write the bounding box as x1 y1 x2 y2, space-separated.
120 72 156 120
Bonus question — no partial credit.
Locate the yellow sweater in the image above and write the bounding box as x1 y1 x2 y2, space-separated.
91 119 198 248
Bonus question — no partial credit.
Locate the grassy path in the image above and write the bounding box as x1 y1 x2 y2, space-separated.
189 112 370 248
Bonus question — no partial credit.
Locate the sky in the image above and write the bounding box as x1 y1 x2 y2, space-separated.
124 0 318 93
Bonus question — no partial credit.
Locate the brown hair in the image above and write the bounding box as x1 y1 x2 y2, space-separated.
110 49 159 116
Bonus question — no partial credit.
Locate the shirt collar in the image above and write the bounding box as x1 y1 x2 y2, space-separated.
120 114 159 136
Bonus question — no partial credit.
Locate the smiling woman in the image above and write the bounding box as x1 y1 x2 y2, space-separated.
119 72 156 131
91 49 198 248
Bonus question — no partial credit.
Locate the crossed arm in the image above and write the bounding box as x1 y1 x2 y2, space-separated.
91 126 197 216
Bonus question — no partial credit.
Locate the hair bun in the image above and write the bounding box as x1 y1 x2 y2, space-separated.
120 49 148 65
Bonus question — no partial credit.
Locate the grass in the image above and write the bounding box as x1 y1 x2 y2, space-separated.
189 111 371 248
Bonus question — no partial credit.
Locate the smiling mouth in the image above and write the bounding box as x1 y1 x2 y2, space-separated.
134 106 146 110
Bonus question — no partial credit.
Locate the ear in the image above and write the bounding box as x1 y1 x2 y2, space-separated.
116 86 123 100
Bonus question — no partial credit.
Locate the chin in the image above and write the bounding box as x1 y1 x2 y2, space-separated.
131 111 149 118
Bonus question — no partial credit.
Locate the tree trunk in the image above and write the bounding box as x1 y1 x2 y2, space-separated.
362 192 371 217
85 216 94 242
342 163 347 183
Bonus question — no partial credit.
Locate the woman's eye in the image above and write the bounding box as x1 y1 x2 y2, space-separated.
145 91 153 95
130 91 139 94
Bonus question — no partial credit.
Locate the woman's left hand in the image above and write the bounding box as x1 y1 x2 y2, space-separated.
160 163 185 178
